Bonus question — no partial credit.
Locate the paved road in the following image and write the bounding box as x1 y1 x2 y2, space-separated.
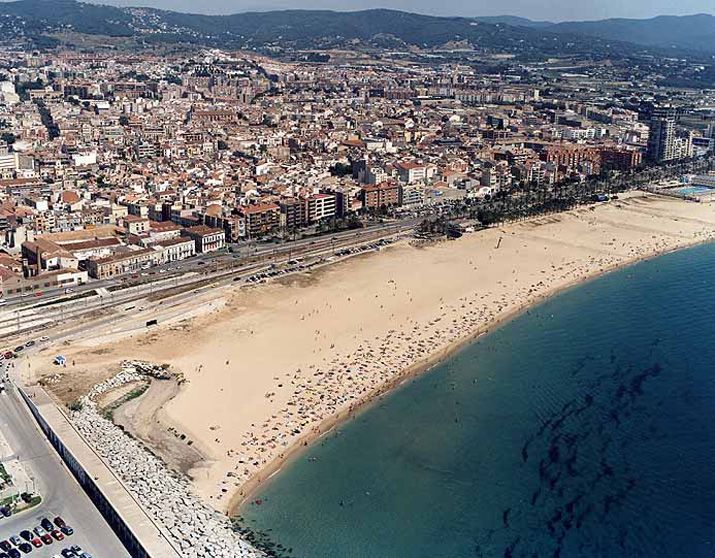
0 360 130 558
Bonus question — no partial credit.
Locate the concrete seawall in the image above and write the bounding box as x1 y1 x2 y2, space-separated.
18 385 182 558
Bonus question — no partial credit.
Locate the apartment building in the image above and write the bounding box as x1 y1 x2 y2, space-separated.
182 225 226 253
361 182 401 210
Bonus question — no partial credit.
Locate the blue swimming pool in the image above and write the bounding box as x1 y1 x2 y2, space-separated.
671 185 715 196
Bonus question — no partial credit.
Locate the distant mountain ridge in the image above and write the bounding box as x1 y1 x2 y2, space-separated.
478 13 715 53
472 15 553 28
0 0 713 57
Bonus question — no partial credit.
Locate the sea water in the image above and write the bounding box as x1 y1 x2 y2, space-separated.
239 243 715 558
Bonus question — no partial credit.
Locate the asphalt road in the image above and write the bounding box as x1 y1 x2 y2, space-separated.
0 360 130 558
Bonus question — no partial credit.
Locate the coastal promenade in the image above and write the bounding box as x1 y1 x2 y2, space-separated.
18 385 183 558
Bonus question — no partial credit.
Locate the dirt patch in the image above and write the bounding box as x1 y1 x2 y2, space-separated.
112 378 205 476
95 379 148 411
274 271 319 288
41 361 124 406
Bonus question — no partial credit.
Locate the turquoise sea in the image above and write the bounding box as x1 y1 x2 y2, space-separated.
238 242 715 558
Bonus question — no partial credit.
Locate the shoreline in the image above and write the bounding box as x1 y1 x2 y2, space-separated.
33 192 715 519
228 233 714 515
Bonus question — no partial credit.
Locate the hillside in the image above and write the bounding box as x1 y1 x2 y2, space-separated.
0 0 651 57
486 13 715 54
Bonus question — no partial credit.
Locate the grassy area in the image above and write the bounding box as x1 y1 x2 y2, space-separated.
23 495 41 509
102 382 150 421
0 495 16 508
0 463 11 483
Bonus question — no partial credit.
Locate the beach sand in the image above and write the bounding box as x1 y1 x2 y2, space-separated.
28 192 715 515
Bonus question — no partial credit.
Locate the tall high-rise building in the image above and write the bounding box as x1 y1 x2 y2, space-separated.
647 108 677 163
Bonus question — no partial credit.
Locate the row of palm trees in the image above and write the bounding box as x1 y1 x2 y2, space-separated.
416 155 715 229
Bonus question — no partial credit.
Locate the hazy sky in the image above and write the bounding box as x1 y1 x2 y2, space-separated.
97 0 714 21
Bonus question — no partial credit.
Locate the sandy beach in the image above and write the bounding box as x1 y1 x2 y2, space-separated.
26 192 715 515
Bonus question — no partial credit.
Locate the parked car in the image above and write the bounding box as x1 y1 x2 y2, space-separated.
18 532 31 542
32 527 44 537
13 346 23 353
8 537 21 547
30 539 41 549
52 517 65 528
40 518 53 531
0 541 10 551
59 526 73 537
40 534 52 545
8 549 19 558
50 530 63 541
24 340 34 347
17 543 31 554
